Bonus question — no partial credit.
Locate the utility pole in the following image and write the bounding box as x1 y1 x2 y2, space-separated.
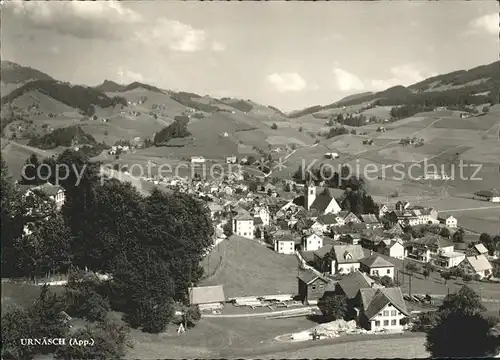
409 272 412 297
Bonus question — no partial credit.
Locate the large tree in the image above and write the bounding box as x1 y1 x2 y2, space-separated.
317 294 348 321
425 285 500 358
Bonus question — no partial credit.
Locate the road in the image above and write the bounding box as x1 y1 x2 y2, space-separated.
440 205 500 212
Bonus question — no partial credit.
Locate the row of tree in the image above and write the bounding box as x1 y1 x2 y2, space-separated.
1 150 214 337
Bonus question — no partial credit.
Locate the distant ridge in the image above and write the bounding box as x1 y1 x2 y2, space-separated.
94 79 125 93
1 60 54 84
122 82 165 94
289 60 500 118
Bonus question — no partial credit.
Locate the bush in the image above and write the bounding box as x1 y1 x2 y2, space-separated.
271 123 278 130
55 320 131 360
1 306 35 360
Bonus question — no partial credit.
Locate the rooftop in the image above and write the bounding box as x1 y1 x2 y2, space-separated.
189 285 225 305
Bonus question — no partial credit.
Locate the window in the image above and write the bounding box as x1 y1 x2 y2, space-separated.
378 313 383 317
387 269 391 274
373 270 379 276
319 284 324 289
391 320 397 326
374 321 380 327
311 285 317 291
384 320 389 326
383 311 389 316
391 310 397 316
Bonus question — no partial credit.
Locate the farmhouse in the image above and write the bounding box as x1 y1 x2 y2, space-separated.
311 214 343 233
458 255 493 279
359 255 395 279
324 152 339 159
474 189 500 203
335 270 381 300
330 244 365 275
189 285 226 312
297 271 335 305
232 211 255 239
191 156 206 164
356 287 410 332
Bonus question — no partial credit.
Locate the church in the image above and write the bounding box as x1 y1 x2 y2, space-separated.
290 180 342 216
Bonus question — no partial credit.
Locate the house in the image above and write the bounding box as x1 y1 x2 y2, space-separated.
232 211 255 239
385 223 404 237
339 211 362 225
470 243 489 257
360 214 382 229
208 203 224 220
274 234 296 255
377 239 405 260
474 189 500 203
226 155 237 164
191 156 205 164
297 271 336 305
395 201 410 211
406 235 454 263
334 270 382 301
302 233 324 252
341 233 362 245
293 182 342 215
359 255 395 279
330 244 366 275
356 287 410 331
434 251 466 268
253 217 264 237
378 204 389 218
458 255 493 278
443 215 458 228
23 182 66 211
313 244 334 273
360 231 386 250
189 285 226 312
251 205 270 226
312 213 343 233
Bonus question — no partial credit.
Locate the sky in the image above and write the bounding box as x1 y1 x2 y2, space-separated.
1 1 498 112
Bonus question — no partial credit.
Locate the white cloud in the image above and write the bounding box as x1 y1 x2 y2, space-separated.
117 67 145 83
333 68 365 92
135 18 207 53
6 0 142 39
371 64 426 91
211 41 226 52
266 73 307 93
468 13 498 35
7 1 220 53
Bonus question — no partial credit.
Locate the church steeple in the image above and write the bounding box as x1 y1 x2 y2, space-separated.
304 175 316 211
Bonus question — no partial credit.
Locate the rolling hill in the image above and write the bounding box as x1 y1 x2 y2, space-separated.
94 80 126 93
290 60 500 119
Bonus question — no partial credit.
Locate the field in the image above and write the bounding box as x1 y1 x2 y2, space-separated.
200 236 299 298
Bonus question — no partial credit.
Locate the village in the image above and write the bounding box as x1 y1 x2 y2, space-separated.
18 151 500 342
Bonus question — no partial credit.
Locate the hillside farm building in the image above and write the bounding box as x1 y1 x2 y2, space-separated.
191 156 206 164
324 152 339 159
474 189 500 203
